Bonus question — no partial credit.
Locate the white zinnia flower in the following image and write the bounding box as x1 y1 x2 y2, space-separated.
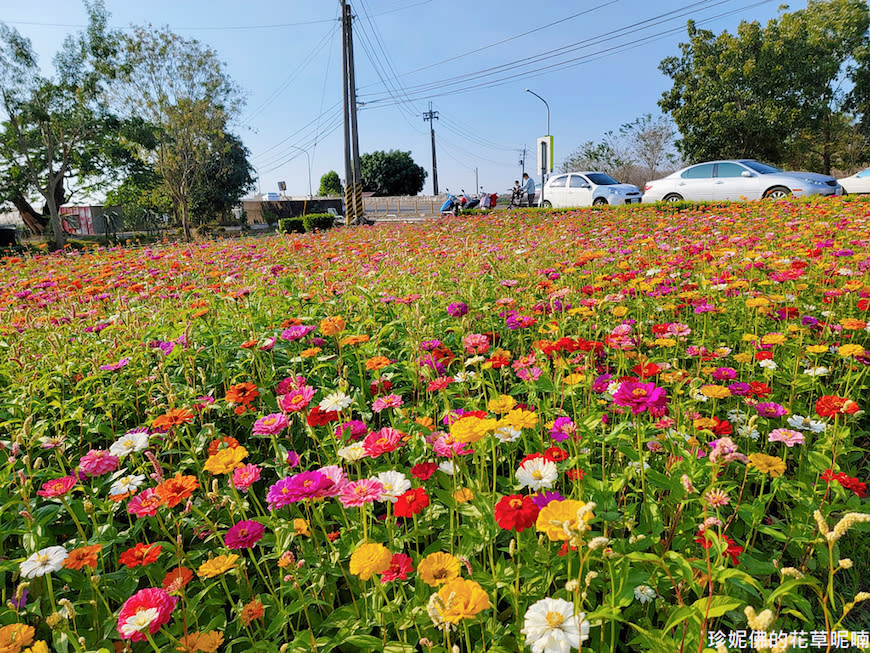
109 473 146 497
737 424 760 441
494 425 522 443
374 470 411 503
453 371 476 383
109 430 149 458
438 460 456 476
759 359 778 370
633 584 657 604
318 391 353 412
521 597 589 653
20 546 68 578
803 366 829 377
787 414 825 433
336 442 367 462
516 458 558 491
464 356 485 367
119 607 160 637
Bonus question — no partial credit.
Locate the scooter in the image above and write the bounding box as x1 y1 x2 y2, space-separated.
458 189 481 211
440 189 461 216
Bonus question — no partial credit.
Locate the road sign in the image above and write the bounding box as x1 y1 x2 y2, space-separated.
536 136 554 174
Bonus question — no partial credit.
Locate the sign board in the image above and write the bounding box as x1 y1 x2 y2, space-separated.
277 181 287 191
536 135 554 175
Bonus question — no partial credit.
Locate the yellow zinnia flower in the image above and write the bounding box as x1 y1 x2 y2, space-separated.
449 416 497 444
418 552 461 587
453 488 474 504
748 453 786 478
733 353 753 364
806 344 828 354
654 338 677 348
840 318 867 331
203 446 248 475
487 394 516 414
838 344 865 358
197 554 239 579
503 408 538 430
433 578 490 623
535 499 594 542
700 385 731 399
349 543 392 581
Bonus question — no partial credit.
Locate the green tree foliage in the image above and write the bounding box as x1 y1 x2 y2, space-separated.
113 26 244 241
659 0 870 172
561 131 634 179
189 132 254 224
360 150 426 196
0 1 120 247
318 170 343 196
618 114 680 181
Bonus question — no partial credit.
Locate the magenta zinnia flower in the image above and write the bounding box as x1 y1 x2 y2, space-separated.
117 587 177 641
338 479 383 507
335 419 368 441
548 417 576 443
224 520 265 549
280 324 316 341
756 402 787 418
612 381 668 416
252 413 289 436
127 488 163 518
278 385 315 412
380 553 414 583
37 476 77 498
78 449 120 478
316 465 348 497
266 471 333 509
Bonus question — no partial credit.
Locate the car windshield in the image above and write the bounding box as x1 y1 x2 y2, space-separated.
585 173 618 185
740 160 782 174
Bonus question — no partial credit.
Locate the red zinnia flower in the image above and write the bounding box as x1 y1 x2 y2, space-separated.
566 468 585 481
494 494 540 532
748 382 772 398
162 567 193 594
393 487 429 518
380 553 414 583
119 543 162 568
410 462 438 480
117 588 177 641
544 446 569 462
307 406 339 426
816 395 860 418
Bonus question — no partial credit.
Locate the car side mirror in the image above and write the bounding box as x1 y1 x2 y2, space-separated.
741 171 753 177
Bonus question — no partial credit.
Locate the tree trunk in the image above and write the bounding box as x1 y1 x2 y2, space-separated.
181 200 192 242
45 187 67 249
10 196 47 235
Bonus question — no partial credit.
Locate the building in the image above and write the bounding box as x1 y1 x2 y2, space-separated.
241 195 344 225
59 206 122 235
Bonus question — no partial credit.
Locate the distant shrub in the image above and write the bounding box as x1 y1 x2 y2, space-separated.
302 213 335 232
277 218 305 233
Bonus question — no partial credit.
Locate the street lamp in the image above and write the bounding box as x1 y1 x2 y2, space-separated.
287 145 312 197
525 88 550 206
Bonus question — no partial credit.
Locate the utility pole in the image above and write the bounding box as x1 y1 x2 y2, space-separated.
423 101 439 195
474 167 478 195
519 145 527 177
341 1 365 224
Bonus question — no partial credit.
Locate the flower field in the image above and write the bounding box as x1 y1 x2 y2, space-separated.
1 198 869 653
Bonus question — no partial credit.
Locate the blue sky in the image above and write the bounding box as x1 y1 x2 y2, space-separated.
4 0 801 197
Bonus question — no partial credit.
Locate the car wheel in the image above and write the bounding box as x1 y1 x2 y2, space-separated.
663 193 683 202
541 200 552 208
592 197 608 206
764 186 791 200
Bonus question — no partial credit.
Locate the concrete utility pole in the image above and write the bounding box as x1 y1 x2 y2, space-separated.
519 145 527 177
341 0 365 224
423 102 439 195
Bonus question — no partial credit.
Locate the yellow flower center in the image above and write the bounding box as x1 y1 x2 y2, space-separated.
632 388 647 397
532 470 543 480
545 611 565 627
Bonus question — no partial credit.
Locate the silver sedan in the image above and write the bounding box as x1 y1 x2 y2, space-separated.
642 160 842 202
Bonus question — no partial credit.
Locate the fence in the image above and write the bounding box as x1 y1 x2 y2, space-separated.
363 195 447 217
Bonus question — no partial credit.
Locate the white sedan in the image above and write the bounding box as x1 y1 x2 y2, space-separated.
838 168 870 194
540 172 642 208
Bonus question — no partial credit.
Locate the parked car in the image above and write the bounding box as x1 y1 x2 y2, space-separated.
837 167 870 194
540 172 642 208
642 160 842 203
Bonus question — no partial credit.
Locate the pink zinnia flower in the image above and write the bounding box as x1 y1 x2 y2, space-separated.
224 520 265 549
280 324 316 341
316 465 348 497
335 420 368 441
266 471 333 509
371 393 403 413
78 449 120 478
37 476 77 498
127 488 163 518
463 333 490 354
768 428 805 447
363 427 403 458
612 381 668 416
232 464 261 492
431 434 473 458
708 437 748 464
756 402 787 418
117 587 177 641
252 413 289 436
338 479 383 507
278 386 315 412
381 553 414 583
275 374 307 395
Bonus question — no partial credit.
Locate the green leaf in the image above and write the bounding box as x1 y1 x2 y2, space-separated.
690 595 742 619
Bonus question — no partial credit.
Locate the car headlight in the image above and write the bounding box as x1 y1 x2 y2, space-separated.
804 179 824 185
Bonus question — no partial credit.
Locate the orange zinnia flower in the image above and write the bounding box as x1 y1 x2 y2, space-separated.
320 315 346 336
153 408 194 430
63 544 102 570
225 382 259 406
207 436 240 456
154 473 199 507
240 599 264 626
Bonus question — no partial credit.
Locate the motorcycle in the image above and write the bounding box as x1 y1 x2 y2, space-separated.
458 189 481 211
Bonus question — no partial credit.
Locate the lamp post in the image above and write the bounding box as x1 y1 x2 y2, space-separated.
288 145 312 197
525 88 550 206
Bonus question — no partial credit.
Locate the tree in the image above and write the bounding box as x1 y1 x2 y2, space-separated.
190 132 254 224
113 26 243 241
319 170 343 196
659 0 870 172
0 2 120 247
561 131 634 180
618 114 680 181
360 150 426 196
